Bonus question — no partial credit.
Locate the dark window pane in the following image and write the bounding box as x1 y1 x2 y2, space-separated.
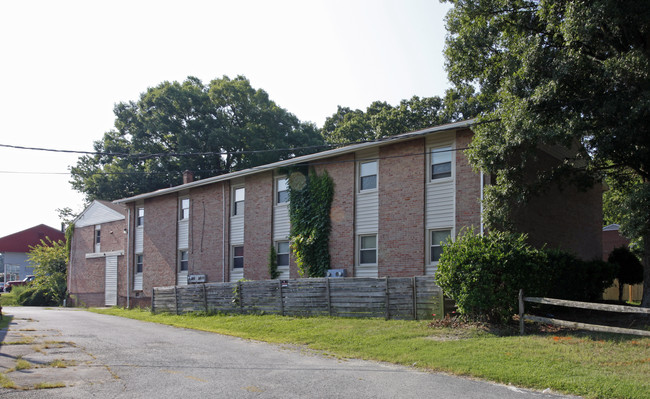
233 257 244 269
277 190 289 204
432 162 452 179
431 246 444 262
360 249 376 264
277 254 289 267
234 200 244 216
234 246 244 257
360 175 377 190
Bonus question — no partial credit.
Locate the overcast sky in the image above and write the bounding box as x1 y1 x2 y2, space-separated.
0 0 452 238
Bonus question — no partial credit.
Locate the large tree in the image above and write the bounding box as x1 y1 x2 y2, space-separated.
71 76 323 201
443 1 650 304
321 87 483 144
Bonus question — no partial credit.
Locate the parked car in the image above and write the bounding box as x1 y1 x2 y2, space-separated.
5 275 35 292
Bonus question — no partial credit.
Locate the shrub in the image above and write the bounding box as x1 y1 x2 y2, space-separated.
435 229 548 323
607 246 644 301
16 286 57 306
546 249 618 302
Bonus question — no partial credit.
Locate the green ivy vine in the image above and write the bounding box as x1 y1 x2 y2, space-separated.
268 245 280 279
287 168 334 277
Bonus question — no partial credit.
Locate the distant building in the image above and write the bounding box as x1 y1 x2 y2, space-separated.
0 224 65 282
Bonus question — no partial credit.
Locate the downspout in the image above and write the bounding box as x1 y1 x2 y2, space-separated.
222 183 226 282
481 171 485 235
126 207 131 309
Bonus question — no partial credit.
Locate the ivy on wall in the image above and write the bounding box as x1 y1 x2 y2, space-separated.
287 168 334 277
64 223 75 263
268 245 280 279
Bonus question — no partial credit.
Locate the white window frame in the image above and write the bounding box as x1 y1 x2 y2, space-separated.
232 246 244 269
135 254 143 274
358 234 378 266
179 197 190 221
276 177 289 205
359 160 378 192
136 207 144 227
232 186 245 216
94 225 101 253
428 229 452 265
430 145 453 182
276 241 290 267
179 250 189 272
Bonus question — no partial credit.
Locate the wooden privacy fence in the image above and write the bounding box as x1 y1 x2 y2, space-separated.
518 289 650 337
152 276 444 320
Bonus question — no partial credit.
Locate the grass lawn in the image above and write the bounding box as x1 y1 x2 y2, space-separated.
91 308 650 398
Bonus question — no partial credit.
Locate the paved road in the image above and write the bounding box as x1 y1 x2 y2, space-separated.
0 307 576 398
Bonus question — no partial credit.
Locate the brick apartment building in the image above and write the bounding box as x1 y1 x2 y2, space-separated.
68 120 603 307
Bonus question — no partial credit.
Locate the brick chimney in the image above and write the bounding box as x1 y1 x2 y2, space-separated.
183 170 194 184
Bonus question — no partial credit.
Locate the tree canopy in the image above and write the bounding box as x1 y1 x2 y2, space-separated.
443 0 650 304
320 86 483 144
70 76 324 202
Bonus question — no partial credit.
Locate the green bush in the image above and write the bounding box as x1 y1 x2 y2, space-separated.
546 250 618 302
435 229 549 323
16 286 57 306
607 246 644 301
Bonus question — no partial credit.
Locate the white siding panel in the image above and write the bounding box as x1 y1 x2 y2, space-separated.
230 269 244 282
177 271 188 286
355 265 378 278
273 205 290 241
230 216 244 244
134 273 143 291
76 201 125 228
426 181 455 229
104 256 118 306
135 227 143 253
277 265 290 280
178 220 189 249
355 192 378 234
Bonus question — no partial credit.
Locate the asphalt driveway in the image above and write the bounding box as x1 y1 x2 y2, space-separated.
0 307 575 398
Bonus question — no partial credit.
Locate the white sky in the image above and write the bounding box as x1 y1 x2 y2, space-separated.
0 0 452 238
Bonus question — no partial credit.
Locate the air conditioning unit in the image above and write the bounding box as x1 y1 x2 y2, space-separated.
326 269 347 278
187 274 207 284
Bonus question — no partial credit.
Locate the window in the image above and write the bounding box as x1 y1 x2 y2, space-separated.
359 160 377 191
179 250 188 271
277 178 289 204
277 241 290 267
179 197 190 220
430 230 451 263
233 246 244 269
136 207 144 227
135 254 143 273
359 235 377 265
94 225 101 252
233 187 245 216
431 146 452 180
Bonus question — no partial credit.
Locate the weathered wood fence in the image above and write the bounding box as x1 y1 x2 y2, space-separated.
152 276 443 320
518 289 650 337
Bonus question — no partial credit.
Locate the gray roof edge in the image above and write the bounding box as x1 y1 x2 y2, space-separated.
114 119 474 204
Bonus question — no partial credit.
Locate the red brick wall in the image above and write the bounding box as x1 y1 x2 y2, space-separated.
455 129 482 232
511 150 603 260
141 195 178 293
602 228 629 261
378 138 426 277
314 153 355 277
68 219 127 307
189 183 227 283
244 172 273 280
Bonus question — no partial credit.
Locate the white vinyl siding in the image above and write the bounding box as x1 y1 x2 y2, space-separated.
105 255 118 306
355 149 379 278
426 229 453 276
425 133 455 230
274 177 290 241
75 200 125 228
134 254 143 291
135 225 144 254
178 197 189 285
230 181 245 282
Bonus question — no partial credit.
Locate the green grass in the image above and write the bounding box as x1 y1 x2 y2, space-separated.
91 308 650 399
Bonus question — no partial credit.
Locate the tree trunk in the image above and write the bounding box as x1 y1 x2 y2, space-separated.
641 234 650 307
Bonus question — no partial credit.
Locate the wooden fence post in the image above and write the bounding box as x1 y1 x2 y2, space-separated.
238 281 243 313
151 288 155 314
202 283 208 313
174 286 179 315
413 276 418 320
385 277 390 320
278 279 284 316
519 289 525 335
326 278 332 316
